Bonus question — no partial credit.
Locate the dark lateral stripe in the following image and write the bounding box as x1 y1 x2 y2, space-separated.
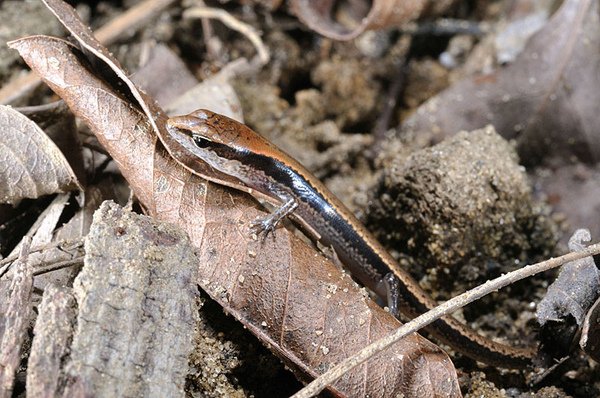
197 140 391 279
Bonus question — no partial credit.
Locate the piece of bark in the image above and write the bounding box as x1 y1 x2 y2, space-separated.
64 201 199 397
0 240 33 398
26 284 77 398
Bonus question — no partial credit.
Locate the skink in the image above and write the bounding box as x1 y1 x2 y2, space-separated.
164 109 536 368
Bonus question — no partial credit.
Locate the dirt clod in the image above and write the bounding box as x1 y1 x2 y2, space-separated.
367 126 557 285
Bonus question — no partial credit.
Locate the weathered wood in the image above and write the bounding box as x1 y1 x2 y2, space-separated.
26 284 77 398
64 201 199 397
0 240 33 398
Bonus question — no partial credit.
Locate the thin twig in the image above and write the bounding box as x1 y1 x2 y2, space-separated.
1 257 84 280
32 257 84 276
368 60 408 160
292 242 600 398
0 0 178 104
82 140 110 156
193 0 220 61
0 239 84 279
183 6 270 67
94 0 177 44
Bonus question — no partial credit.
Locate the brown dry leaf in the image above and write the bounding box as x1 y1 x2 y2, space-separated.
38 0 228 206
164 66 244 121
536 229 600 361
9 22 461 398
39 0 164 125
17 101 85 184
537 229 599 326
401 0 600 166
291 0 456 41
0 105 81 205
130 43 243 120
131 44 199 109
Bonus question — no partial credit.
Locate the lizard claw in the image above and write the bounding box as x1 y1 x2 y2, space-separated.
249 198 298 240
250 215 279 239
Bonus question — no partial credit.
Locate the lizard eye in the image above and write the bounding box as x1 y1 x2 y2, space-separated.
191 133 213 148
